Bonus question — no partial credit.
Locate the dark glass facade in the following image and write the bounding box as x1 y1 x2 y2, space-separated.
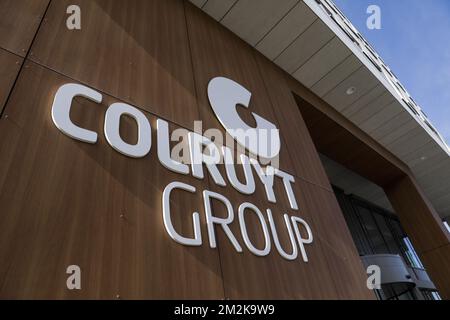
333 187 440 300
333 187 442 300
333 187 423 268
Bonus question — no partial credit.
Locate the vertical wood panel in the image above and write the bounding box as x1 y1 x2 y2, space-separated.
287 59 449 298
203 146 341 299
286 74 410 176
254 52 333 190
0 0 49 56
296 94 405 187
0 62 224 299
385 175 450 254
30 0 199 130
185 1 373 299
0 0 381 300
420 245 450 299
296 180 375 299
185 1 296 175
0 48 22 114
385 175 450 298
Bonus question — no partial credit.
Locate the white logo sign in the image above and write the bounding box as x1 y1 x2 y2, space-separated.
208 77 280 159
50 78 313 262
66 5 81 30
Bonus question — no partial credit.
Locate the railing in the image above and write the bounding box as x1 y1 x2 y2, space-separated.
361 254 436 290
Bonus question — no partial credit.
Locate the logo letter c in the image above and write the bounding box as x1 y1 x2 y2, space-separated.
207 77 281 159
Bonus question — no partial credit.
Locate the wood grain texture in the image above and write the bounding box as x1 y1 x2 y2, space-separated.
294 93 405 188
384 175 450 254
184 2 296 176
420 245 450 299
0 0 49 56
295 180 375 299
288 70 450 298
0 48 22 114
197 144 374 299
384 176 450 299
2 0 436 300
0 62 224 299
201 145 341 299
30 0 199 130
286 74 411 177
254 52 332 191
185 2 373 299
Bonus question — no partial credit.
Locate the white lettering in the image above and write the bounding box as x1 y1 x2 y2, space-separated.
222 146 255 195
104 102 151 158
291 216 313 263
51 83 102 143
203 190 242 252
207 77 281 159
267 209 298 260
188 132 226 186
250 158 276 204
274 168 299 211
157 119 189 174
162 182 202 246
238 202 271 257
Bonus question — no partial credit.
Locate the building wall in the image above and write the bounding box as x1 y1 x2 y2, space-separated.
0 0 377 299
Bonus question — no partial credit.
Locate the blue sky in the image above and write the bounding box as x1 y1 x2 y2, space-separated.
333 0 450 144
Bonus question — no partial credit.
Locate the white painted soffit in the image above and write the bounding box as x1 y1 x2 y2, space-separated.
190 0 450 220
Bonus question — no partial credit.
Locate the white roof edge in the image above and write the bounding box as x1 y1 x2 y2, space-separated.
303 0 450 156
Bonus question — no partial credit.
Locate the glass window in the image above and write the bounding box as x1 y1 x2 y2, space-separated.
381 284 416 300
355 205 389 254
403 237 424 269
444 221 450 233
421 290 442 300
331 188 440 300
334 191 372 255
373 213 401 254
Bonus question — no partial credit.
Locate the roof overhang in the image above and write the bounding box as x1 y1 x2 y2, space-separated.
190 0 450 220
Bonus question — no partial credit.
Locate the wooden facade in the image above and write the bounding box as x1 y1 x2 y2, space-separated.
290 78 450 299
0 0 447 299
